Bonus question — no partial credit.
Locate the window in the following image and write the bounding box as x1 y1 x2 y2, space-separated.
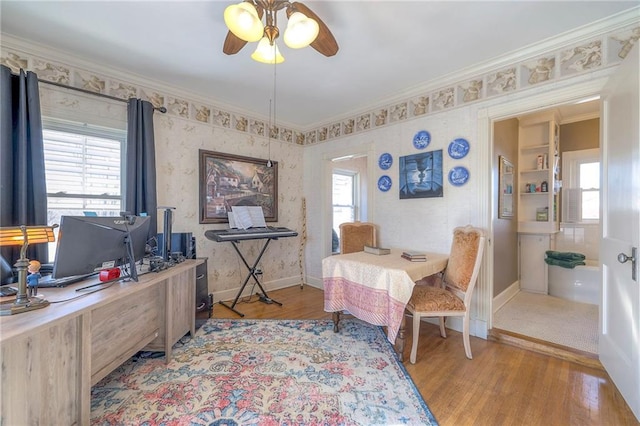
43 120 126 260
562 149 600 223
579 161 599 220
332 171 358 252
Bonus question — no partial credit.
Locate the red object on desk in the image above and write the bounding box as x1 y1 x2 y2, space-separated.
99 268 121 281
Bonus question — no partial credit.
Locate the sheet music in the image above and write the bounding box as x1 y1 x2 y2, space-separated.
228 212 238 228
247 206 267 227
230 206 266 229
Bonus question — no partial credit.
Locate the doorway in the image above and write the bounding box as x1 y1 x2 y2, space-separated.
330 155 369 254
321 146 374 258
491 100 601 354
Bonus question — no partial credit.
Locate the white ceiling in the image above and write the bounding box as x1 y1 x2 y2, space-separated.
1 1 636 128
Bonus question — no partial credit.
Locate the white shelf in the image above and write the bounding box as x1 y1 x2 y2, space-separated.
518 221 558 234
517 114 559 234
521 143 550 151
521 168 550 174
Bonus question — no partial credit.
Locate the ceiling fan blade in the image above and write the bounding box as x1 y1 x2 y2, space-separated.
223 31 248 55
290 2 338 57
222 1 264 55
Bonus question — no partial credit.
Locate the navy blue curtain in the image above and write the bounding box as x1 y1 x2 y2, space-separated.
0 65 48 270
125 98 157 239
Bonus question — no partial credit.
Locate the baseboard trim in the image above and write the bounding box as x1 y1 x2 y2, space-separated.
493 281 520 313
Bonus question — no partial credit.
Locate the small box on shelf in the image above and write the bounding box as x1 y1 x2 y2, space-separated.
536 208 549 221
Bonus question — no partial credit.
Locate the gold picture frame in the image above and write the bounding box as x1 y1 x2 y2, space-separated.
199 150 278 223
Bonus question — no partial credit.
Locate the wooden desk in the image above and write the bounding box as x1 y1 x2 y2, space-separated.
0 259 202 425
323 249 448 360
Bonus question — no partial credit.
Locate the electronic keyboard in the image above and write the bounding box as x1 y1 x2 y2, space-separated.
205 227 297 242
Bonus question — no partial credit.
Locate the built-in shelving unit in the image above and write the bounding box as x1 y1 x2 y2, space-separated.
517 111 560 234
517 111 560 294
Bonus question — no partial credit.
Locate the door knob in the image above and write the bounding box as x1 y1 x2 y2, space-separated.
617 247 637 282
618 252 635 263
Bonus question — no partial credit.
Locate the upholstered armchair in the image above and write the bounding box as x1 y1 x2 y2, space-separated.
339 222 377 254
405 225 485 363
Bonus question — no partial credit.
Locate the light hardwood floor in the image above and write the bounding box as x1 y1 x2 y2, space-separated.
202 285 639 426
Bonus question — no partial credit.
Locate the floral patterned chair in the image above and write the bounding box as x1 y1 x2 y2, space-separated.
405 225 485 363
339 222 377 254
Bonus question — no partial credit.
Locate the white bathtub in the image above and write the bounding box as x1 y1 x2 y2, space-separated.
548 260 599 305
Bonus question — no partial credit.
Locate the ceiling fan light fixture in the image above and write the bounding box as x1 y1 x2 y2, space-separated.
283 11 319 49
224 1 264 42
251 37 285 64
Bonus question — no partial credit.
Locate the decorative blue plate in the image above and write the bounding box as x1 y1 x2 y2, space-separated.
448 166 470 186
378 153 393 170
413 130 431 150
448 138 470 159
378 175 392 192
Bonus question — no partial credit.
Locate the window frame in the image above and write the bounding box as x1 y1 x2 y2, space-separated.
43 117 126 201
332 169 360 230
42 118 127 261
561 148 600 224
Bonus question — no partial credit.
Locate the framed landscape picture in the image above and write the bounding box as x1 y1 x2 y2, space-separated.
199 150 278 223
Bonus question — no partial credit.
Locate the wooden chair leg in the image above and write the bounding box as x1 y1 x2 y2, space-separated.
410 313 421 364
439 316 447 338
463 313 472 359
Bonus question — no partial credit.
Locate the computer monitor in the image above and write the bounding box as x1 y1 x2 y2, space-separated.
52 215 151 281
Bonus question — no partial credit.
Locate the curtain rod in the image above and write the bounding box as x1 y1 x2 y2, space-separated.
38 79 167 113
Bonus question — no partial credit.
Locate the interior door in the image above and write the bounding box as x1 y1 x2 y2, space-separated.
600 44 639 420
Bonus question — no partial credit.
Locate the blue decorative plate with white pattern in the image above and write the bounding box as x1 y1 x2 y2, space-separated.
448 166 470 186
378 175 392 192
448 138 470 159
378 153 393 170
413 130 431 150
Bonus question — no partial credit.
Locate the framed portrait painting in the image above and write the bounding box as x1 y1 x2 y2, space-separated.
199 150 278 223
399 149 444 199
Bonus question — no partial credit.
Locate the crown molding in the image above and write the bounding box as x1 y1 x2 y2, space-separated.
382 6 640 105
0 33 301 130
307 6 639 131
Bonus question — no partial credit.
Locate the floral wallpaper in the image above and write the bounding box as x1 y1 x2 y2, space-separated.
6 46 305 297
152 116 304 295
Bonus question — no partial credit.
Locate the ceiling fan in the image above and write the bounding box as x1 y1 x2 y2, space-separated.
223 0 339 61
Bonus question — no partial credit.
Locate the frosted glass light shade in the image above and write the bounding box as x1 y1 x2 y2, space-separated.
224 2 264 42
0 225 56 246
283 12 319 49
251 38 285 64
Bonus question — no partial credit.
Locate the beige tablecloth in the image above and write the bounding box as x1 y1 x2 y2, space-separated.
323 249 448 343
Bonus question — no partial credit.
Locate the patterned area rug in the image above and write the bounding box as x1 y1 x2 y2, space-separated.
91 318 438 425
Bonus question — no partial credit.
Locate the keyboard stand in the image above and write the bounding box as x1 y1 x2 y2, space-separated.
219 239 282 317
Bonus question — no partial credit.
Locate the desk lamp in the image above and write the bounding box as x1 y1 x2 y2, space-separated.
0 224 57 315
